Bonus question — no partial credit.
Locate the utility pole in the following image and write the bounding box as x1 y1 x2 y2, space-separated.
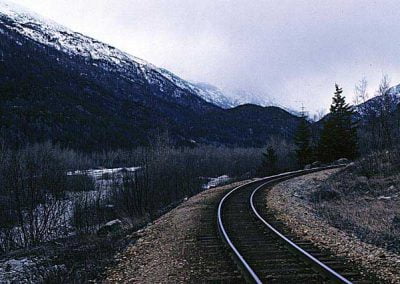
295 101 309 119
300 103 305 117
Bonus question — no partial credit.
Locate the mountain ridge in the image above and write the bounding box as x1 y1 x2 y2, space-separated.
0 1 304 149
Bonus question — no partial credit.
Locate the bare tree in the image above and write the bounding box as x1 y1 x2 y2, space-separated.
0 140 276 253
353 78 375 152
355 75 399 152
0 143 71 250
353 77 369 111
376 74 395 148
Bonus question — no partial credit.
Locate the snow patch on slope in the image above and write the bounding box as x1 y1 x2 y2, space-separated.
202 175 230 189
387 84 400 97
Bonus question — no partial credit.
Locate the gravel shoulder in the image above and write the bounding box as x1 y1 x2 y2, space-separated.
266 169 400 283
104 180 253 283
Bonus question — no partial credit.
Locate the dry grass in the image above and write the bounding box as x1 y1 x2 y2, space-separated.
312 151 400 253
267 169 400 283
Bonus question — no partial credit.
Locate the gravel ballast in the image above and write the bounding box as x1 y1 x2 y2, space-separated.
266 169 400 283
104 180 253 283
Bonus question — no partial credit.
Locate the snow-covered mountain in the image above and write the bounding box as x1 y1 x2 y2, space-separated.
227 89 274 107
0 1 148 65
156 69 237 108
0 0 304 149
0 0 270 109
0 0 280 109
188 84 275 109
0 0 196 101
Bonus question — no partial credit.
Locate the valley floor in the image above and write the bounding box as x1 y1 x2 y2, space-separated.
266 169 400 283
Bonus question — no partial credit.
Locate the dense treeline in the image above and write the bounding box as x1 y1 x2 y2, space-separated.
291 76 400 165
273 83 359 169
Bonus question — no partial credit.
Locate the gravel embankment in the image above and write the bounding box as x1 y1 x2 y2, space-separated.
104 180 253 283
266 169 400 283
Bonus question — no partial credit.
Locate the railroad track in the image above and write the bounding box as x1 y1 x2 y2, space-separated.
217 167 373 283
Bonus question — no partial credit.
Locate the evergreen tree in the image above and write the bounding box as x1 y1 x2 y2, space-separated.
260 146 278 176
294 113 313 167
318 84 358 162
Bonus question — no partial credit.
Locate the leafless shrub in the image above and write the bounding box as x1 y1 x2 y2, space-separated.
356 149 400 178
0 140 267 253
353 77 369 108
356 75 400 153
0 143 71 251
72 192 105 235
66 174 96 192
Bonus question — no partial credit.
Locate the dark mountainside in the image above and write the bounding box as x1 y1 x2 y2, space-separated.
0 10 303 150
199 104 300 146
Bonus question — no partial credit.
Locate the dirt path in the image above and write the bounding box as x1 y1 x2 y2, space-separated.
104 180 253 283
266 169 400 283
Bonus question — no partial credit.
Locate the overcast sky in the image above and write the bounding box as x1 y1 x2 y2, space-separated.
10 0 400 113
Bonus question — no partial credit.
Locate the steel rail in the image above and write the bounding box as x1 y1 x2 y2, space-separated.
217 165 348 284
217 179 263 284
250 179 352 284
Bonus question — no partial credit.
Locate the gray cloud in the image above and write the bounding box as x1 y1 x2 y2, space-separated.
11 0 400 113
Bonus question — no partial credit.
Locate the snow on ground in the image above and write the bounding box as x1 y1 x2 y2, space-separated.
67 166 141 190
4 166 141 248
67 167 141 178
0 256 66 283
202 175 231 190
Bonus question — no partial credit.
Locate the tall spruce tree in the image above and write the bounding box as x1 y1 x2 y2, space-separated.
294 112 313 167
318 84 358 162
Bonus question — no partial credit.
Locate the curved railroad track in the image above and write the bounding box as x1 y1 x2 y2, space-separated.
217 167 373 283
